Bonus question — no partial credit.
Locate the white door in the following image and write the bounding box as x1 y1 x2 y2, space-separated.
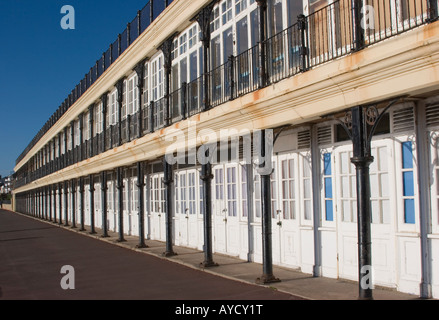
131 175 139 236
85 183 91 227
150 173 166 241
213 166 227 253
187 170 199 248
94 178 102 229
176 171 189 246
271 154 301 268
213 164 240 256
107 175 117 232
334 141 396 286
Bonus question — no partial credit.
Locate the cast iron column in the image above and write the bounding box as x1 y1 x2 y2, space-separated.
200 148 218 268
256 130 280 284
163 157 177 256
195 1 217 112
159 35 177 127
79 113 84 161
101 171 109 238
351 0 365 51
48 186 52 221
52 186 57 223
136 162 148 248
134 60 146 139
64 181 69 226
89 174 96 234
58 183 63 225
116 80 124 146
71 179 77 228
101 93 108 152
89 105 94 157
350 106 373 300
256 0 269 88
116 167 126 242
79 177 86 231
428 0 438 21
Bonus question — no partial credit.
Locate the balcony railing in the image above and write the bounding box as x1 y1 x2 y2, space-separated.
14 0 437 189
16 0 175 166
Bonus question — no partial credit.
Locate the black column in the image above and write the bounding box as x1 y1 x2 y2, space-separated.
428 0 439 21
89 105 94 157
136 162 148 248
256 0 268 88
58 183 63 225
200 149 218 268
48 185 52 221
101 93 108 152
256 130 280 284
116 167 126 242
79 177 86 231
134 60 146 139
350 106 373 300
194 1 217 112
79 114 84 161
52 186 57 223
162 157 177 257
89 174 96 234
116 80 124 147
43 187 47 220
351 0 365 51
101 171 109 238
63 127 68 167
70 121 75 164
159 35 177 127
64 181 69 226
71 179 77 228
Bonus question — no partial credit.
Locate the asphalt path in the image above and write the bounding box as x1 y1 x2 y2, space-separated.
0 210 300 302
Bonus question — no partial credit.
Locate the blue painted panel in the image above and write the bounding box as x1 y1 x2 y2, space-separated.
403 171 414 197
324 153 332 176
402 142 413 169
325 178 333 198
404 199 416 224
325 200 333 221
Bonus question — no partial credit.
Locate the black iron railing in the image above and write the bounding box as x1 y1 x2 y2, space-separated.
14 0 438 189
16 0 175 165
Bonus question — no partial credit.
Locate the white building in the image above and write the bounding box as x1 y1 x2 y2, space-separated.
12 0 439 299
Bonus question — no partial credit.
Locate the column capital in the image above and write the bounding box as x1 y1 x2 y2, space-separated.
193 1 218 46
159 33 178 72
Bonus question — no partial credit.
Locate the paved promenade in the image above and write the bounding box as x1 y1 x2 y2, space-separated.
0 209 420 301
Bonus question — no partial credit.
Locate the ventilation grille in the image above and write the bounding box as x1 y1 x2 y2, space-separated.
298 130 311 149
426 103 439 128
392 106 415 133
317 126 332 145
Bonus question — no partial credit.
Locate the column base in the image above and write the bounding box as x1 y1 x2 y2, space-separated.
90 231 97 235
116 238 127 243
162 251 177 257
136 243 149 249
255 274 281 285
200 261 219 268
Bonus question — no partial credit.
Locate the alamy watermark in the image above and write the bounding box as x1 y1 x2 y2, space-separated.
60 5 75 30
163 121 274 174
360 265 375 290
60 265 75 290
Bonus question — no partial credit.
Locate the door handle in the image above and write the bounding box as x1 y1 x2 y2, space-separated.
223 218 228 222
277 221 282 227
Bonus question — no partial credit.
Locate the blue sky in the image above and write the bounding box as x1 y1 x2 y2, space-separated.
0 0 149 178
